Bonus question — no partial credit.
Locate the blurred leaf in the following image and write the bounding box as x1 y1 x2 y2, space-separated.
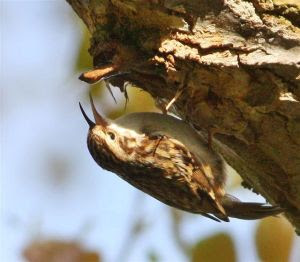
46 153 72 186
148 250 160 262
75 27 92 72
116 193 148 261
255 216 295 262
23 240 101 262
124 85 156 113
170 208 190 255
75 25 108 100
89 82 107 100
192 233 236 262
107 85 156 119
132 218 146 236
80 252 100 262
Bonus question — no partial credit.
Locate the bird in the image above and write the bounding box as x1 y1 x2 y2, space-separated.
79 95 283 222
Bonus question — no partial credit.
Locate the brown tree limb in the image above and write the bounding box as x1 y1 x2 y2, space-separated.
66 0 300 233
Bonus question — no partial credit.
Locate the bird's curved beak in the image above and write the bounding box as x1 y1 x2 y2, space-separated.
79 102 95 128
79 95 108 128
89 94 108 127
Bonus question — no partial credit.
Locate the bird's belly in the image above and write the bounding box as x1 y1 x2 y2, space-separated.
116 166 204 214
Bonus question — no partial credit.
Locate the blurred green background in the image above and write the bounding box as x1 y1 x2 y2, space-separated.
1 1 299 262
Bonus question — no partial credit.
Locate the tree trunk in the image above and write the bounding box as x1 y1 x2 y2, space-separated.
66 0 300 233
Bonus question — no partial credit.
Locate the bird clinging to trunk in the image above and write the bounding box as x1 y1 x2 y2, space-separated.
79 96 283 222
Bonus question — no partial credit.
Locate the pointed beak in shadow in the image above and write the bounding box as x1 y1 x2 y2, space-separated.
79 102 95 128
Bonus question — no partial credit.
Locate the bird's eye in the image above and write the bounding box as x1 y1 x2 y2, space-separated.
108 132 115 140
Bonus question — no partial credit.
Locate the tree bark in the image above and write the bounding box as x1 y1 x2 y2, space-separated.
66 0 300 233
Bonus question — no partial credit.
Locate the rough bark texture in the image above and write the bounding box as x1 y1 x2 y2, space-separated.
67 0 300 233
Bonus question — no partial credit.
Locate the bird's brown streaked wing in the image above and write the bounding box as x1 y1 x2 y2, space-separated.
192 168 228 220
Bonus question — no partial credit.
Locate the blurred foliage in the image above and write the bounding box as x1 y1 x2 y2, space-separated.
116 193 149 261
107 84 156 119
170 208 190 255
89 81 108 101
75 26 108 100
191 233 236 262
45 152 72 186
255 216 295 262
147 250 160 262
75 27 92 72
117 215 148 261
23 240 100 262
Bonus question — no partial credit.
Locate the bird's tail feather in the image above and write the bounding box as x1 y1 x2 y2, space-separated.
221 194 284 220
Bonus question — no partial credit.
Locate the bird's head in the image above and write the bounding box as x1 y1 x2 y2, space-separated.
79 96 145 170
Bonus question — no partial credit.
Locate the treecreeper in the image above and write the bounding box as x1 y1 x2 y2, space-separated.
79 96 283 222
